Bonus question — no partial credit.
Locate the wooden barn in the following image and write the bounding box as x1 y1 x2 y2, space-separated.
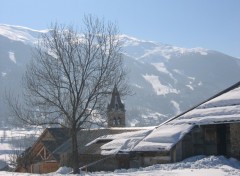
15 128 70 173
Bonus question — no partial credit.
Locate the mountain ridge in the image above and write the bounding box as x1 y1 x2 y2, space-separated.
1 24 240 127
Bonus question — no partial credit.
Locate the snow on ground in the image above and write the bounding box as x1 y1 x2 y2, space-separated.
151 62 177 82
151 62 169 74
89 155 240 176
0 155 239 175
186 84 194 90
0 128 42 167
142 74 179 95
0 143 14 164
8 51 16 64
0 128 42 139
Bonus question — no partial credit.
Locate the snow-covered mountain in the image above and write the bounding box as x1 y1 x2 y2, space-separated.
118 35 240 126
1 24 240 126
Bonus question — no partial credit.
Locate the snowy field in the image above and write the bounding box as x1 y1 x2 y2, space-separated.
0 128 240 175
0 128 42 168
0 155 239 175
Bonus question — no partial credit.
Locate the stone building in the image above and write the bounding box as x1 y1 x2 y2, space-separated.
171 123 240 163
88 81 240 168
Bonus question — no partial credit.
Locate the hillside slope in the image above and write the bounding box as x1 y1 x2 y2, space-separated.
1 24 240 126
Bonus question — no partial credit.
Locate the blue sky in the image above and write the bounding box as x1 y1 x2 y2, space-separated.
0 0 240 58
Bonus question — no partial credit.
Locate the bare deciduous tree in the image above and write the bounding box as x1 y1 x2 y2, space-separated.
7 15 128 173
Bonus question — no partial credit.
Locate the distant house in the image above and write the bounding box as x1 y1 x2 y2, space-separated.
15 128 70 173
88 81 240 168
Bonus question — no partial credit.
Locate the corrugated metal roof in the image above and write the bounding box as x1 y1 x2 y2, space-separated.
53 128 141 155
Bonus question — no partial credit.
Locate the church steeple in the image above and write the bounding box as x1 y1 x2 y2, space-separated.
107 85 125 127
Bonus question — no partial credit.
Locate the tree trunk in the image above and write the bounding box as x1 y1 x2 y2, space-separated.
71 128 79 174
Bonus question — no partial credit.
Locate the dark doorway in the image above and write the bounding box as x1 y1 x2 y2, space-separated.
117 154 129 169
217 124 227 155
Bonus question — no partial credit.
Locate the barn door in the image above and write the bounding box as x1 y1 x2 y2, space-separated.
217 124 227 155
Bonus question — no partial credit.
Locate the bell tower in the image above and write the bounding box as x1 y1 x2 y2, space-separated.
107 85 125 127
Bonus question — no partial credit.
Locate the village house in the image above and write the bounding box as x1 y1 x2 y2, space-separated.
15 128 70 173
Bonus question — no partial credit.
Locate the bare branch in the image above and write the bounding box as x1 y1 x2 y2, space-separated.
7 15 129 174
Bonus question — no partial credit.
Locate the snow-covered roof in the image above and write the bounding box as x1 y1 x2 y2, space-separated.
173 86 240 125
92 82 240 154
85 129 153 155
100 129 152 155
96 123 194 154
132 124 193 152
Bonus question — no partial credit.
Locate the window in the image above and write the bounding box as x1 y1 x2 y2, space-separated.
115 103 118 110
115 95 118 110
113 117 117 125
117 117 121 125
204 126 216 144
